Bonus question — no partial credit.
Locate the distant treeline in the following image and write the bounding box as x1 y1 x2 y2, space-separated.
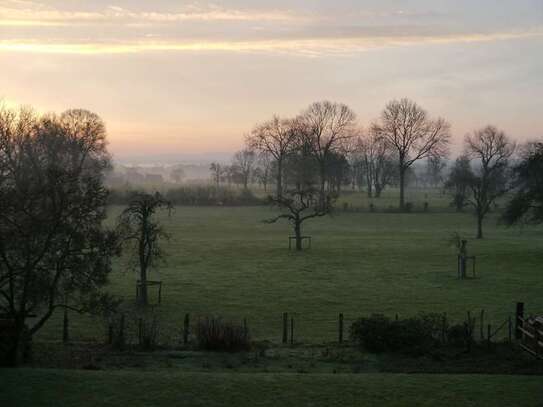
108 185 264 206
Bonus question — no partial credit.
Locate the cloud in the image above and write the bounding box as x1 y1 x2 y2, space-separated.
1 29 542 57
0 3 307 26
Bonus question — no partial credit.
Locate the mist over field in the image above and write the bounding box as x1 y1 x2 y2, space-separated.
1 1 542 406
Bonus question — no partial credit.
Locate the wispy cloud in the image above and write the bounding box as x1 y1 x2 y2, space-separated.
1 30 542 56
0 3 307 26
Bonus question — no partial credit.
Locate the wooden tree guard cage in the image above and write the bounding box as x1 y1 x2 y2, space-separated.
457 255 476 279
288 236 312 250
136 280 163 304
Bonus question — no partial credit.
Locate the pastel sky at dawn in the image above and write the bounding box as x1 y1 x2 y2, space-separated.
1 0 542 161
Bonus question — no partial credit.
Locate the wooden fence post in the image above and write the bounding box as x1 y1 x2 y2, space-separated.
138 318 143 346
338 313 344 344
441 313 447 344
487 324 491 350
183 313 190 345
480 309 485 341
282 313 288 344
119 314 125 350
290 317 294 345
243 318 248 341
508 316 512 344
515 302 524 340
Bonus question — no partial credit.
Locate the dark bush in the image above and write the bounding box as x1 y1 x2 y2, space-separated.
196 317 250 352
350 313 446 355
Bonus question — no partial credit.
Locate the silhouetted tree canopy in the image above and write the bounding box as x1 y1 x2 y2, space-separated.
503 142 543 225
118 192 171 306
0 106 118 365
465 125 515 239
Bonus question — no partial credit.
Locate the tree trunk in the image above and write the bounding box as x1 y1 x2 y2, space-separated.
399 166 406 210
374 184 382 198
319 165 326 210
476 213 484 239
294 220 302 251
139 266 148 305
6 317 25 367
62 308 69 343
276 159 283 198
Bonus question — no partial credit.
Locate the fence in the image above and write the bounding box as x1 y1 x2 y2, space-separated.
517 315 543 359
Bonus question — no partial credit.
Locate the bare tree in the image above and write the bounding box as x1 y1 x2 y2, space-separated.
254 152 273 192
265 187 333 251
247 116 298 198
299 101 356 208
0 106 118 365
373 98 450 209
465 126 515 239
444 155 474 212
170 165 185 184
232 149 256 190
118 192 171 306
425 155 446 188
209 162 223 188
356 130 397 198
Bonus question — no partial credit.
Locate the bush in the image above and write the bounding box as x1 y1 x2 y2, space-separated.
350 313 446 355
196 317 250 352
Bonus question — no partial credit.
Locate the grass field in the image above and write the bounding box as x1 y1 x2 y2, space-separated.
1 369 542 407
37 189 543 344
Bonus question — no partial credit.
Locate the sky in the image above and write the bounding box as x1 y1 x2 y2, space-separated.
1 0 542 162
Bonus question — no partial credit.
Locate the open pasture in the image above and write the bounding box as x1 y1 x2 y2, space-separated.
39 192 543 344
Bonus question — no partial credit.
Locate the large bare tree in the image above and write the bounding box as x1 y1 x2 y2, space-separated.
299 101 356 208
232 149 256 190
265 187 333 251
355 130 397 198
0 106 118 365
373 98 450 209
465 126 515 239
247 116 298 198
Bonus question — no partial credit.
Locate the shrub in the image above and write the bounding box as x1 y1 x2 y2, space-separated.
350 313 446 355
138 316 160 351
196 317 250 352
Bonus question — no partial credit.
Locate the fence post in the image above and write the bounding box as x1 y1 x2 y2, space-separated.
480 309 485 341
515 302 524 340
338 313 344 344
107 324 113 345
487 324 492 350
508 316 512 344
441 313 447 344
119 314 125 350
183 313 190 345
282 313 288 344
290 317 294 345
138 318 143 346
243 318 248 341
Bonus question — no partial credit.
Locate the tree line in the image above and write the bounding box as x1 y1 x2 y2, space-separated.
211 99 523 240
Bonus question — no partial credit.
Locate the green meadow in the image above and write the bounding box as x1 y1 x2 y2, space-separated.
38 189 543 344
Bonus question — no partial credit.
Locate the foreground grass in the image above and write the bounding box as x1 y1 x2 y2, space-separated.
1 368 542 407
39 197 543 343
